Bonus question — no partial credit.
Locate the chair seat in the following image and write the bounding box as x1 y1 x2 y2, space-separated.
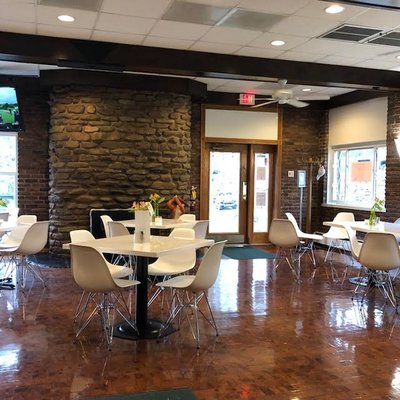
114 277 140 288
148 257 194 276
156 274 195 289
323 232 348 240
107 262 132 278
299 233 323 241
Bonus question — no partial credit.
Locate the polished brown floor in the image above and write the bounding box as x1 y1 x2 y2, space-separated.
1 248 400 400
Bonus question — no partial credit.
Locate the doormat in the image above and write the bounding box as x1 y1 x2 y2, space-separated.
222 246 276 260
87 387 197 400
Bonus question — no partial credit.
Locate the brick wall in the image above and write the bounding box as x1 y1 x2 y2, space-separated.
17 87 49 221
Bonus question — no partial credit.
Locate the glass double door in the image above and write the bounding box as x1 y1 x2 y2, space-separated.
206 143 274 244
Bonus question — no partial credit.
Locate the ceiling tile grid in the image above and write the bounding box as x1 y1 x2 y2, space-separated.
0 0 399 98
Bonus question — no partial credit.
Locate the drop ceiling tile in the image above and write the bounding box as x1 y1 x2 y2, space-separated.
318 87 355 96
149 20 211 40
37 24 92 39
234 46 284 58
194 76 228 90
162 1 230 25
347 8 400 30
248 32 308 50
317 54 367 66
277 50 322 62
334 42 397 58
37 5 98 29
0 19 36 34
295 1 365 20
181 0 240 6
219 9 285 32
0 2 35 23
293 38 354 54
237 0 310 15
101 0 171 19
143 35 194 49
269 15 340 38
354 59 399 69
96 13 156 35
190 41 241 54
201 26 262 45
91 30 145 45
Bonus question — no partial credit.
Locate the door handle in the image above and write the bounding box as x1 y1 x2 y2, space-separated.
243 181 247 201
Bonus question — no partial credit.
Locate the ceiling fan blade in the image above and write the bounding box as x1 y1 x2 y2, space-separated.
252 100 277 108
287 99 309 108
297 94 330 101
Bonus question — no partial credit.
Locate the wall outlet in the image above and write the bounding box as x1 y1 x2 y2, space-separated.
288 170 294 178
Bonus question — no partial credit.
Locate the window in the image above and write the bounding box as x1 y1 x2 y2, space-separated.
0 132 17 208
329 142 386 208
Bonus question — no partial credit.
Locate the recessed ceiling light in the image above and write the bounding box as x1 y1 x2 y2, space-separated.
302 88 312 92
271 40 285 47
396 55 400 60
325 4 345 14
57 14 75 22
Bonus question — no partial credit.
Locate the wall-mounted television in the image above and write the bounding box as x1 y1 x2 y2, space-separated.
0 87 22 132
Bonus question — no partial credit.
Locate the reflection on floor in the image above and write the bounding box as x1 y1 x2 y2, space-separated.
0 248 400 399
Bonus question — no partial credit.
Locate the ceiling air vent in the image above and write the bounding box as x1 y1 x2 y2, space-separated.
319 24 383 42
368 31 400 47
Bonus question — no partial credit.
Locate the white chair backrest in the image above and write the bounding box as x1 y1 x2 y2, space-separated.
108 221 130 237
16 214 37 225
285 212 302 236
193 220 209 239
188 241 226 291
7 207 19 223
70 229 95 243
358 232 400 271
325 212 355 239
70 244 117 292
100 215 113 238
2 224 30 246
178 214 196 222
169 227 195 239
17 221 49 256
269 219 299 248
344 225 362 260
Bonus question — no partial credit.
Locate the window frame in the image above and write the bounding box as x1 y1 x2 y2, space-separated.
0 131 18 208
327 140 386 210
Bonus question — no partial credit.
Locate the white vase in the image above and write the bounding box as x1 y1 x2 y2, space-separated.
155 216 163 226
134 209 151 243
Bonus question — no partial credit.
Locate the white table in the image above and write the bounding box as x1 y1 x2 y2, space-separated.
119 218 196 230
323 220 400 237
73 234 214 340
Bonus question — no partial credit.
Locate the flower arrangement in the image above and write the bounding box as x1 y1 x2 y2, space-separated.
0 198 7 207
149 193 165 217
369 197 384 225
129 201 151 213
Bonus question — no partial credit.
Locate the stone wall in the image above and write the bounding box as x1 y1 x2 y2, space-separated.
48 86 192 253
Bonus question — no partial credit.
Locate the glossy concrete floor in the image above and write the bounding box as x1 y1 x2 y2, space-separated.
1 248 400 400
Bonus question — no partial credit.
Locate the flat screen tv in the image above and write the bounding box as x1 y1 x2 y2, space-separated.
0 87 22 132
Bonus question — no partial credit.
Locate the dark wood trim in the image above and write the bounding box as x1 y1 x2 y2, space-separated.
205 137 278 145
1 31 400 91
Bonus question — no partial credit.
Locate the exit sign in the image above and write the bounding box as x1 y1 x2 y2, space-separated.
239 93 255 106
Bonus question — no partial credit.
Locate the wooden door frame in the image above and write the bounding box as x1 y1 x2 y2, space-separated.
200 104 283 242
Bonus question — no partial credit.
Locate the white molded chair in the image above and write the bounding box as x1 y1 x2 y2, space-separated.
107 221 136 271
70 229 133 323
148 227 197 306
1 221 49 289
323 212 354 263
342 225 363 285
70 244 140 349
285 212 322 267
178 214 196 222
156 240 226 348
269 218 301 280
192 220 209 239
100 215 112 238
353 232 400 308
16 215 37 225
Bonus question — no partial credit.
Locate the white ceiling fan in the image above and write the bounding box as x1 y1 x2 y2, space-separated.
251 79 330 108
